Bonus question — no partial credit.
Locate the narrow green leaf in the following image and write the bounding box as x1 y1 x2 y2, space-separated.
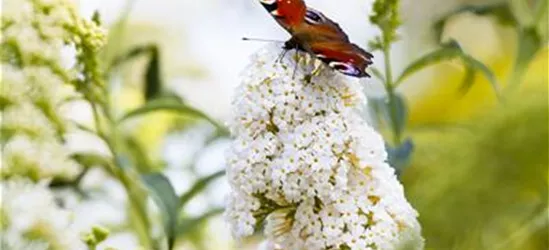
507 27 542 88
145 46 162 100
118 98 228 135
123 136 155 173
142 173 179 250
395 41 462 85
73 122 98 135
159 91 186 104
72 153 112 169
458 66 476 95
460 54 501 99
396 40 500 98
177 208 224 237
109 44 156 69
108 42 166 100
179 170 225 208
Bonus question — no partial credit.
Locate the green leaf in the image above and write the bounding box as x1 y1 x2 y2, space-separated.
144 46 162 100
396 40 500 98
72 153 112 169
458 66 476 94
177 208 224 237
395 41 462 85
179 170 225 207
142 173 179 250
109 44 156 70
108 43 165 100
159 91 186 104
118 98 228 135
460 54 501 99
507 27 542 88
123 136 156 173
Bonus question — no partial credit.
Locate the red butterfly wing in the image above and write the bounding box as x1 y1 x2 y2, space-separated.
258 0 306 32
303 8 349 42
258 0 374 78
309 41 373 78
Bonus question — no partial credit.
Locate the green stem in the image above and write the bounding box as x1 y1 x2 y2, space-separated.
84 84 155 250
382 45 402 145
104 89 156 249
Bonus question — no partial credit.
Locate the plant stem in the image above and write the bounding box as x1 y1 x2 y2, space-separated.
84 84 155 250
382 45 402 145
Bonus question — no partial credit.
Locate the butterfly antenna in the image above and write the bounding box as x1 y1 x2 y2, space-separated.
242 37 285 43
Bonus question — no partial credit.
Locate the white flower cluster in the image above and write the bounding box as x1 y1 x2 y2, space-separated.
0 178 87 250
1 0 105 181
225 45 423 250
2 0 106 65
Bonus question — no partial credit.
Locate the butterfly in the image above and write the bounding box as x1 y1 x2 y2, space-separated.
258 0 373 78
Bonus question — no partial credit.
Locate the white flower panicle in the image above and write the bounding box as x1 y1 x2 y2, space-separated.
0 178 87 250
1 0 106 181
2 0 106 66
3 135 81 180
225 45 423 250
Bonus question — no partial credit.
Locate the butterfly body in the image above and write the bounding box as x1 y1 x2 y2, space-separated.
259 0 373 78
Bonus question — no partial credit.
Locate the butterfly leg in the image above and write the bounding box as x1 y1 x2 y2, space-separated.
292 43 301 79
276 49 289 64
292 48 301 79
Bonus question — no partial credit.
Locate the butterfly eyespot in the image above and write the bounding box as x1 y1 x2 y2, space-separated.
305 9 325 25
328 62 361 76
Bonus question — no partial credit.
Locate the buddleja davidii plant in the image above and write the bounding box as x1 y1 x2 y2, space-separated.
433 0 548 90
366 0 501 175
0 5 231 250
75 12 230 250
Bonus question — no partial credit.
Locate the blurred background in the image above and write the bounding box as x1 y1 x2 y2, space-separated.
3 0 547 249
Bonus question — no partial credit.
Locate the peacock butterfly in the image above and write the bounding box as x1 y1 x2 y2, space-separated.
258 0 373 78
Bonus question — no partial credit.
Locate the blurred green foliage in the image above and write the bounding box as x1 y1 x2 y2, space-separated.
378 0 549 249
396 1 549 248
67 0 548 249
403 84 547 250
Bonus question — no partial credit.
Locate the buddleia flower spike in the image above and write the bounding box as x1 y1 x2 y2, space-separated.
225 44 424 250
